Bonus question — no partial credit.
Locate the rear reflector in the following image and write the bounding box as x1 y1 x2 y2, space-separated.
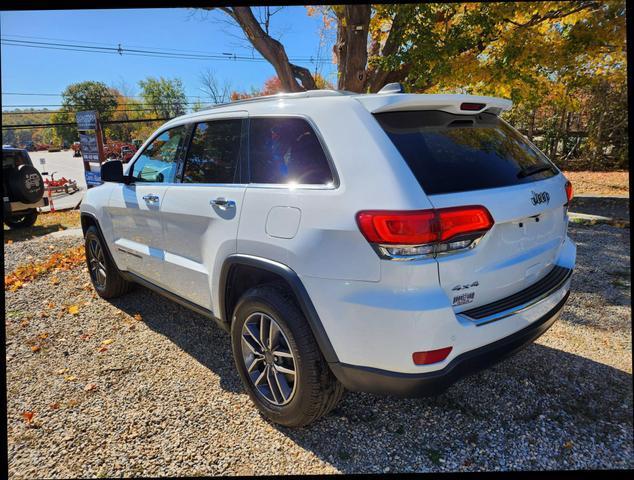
413 347 453 365
356 206 493 245
460 102 485 111
565 181 573 204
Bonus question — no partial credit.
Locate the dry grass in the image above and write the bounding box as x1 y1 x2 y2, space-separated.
563 171 629 196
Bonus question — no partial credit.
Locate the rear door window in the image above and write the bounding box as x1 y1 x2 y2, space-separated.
248 117 334 185
374 111 557 195
182 119 242 184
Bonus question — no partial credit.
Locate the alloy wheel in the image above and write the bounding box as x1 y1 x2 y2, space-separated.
87 238 107 289
240 312 297 406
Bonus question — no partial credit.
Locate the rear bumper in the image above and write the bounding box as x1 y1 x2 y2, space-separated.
329 290 569 396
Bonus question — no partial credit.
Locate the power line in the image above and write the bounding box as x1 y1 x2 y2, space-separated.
2 117 170 130
2 33 333 64
2 91 211 100
1 38 332 65
3 102 208 108
3 107 212 115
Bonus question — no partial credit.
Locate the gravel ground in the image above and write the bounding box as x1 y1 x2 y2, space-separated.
3 235 83 274
5 222 632 477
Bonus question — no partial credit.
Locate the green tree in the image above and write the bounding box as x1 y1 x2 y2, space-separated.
138 77 187 119
52 81 118 144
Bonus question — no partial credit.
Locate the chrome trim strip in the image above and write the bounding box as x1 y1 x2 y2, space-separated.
458 267 572 326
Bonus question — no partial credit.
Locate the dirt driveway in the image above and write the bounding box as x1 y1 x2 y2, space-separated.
4 222 632 477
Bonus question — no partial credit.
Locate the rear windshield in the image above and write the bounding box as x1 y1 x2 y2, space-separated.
2 150 31 169
374 111 557 195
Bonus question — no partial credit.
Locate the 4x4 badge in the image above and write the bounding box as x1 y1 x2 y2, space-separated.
452 281 479 291
531 191 550 205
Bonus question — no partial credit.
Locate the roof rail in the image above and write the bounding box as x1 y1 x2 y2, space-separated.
204 89 346 110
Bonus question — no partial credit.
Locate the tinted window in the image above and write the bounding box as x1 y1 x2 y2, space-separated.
183 120 242 183
2 150 31 168
374 111 557 195
249 117 333 185
131 126 187 183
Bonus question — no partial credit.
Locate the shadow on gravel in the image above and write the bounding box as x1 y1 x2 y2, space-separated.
570 196 630 220
274 344 632 472
3 223 64 243
106 286 244 394
105 284 632 472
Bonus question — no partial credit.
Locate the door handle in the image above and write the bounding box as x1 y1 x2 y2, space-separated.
142 194 160 203
210 197 236 210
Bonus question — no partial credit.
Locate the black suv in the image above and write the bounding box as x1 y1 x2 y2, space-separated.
2 148 48 229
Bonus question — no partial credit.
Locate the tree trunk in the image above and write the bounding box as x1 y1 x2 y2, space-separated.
213 7 316 92
527 109 536 141
333 5 371 92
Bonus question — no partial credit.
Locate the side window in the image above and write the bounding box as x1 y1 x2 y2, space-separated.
183 120 242 184
249 117 333 185
131 126 188 183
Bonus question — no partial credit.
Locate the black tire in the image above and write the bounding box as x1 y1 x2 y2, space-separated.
84 225 131 299
4 209 38 229
231 284 344 427
7 164 45 204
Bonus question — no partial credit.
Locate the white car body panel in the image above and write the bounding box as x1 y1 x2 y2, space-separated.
80 90 576 380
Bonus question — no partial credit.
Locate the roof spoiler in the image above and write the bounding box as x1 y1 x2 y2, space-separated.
356 93 513 116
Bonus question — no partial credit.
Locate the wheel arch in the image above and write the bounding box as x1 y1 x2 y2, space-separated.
219 254 339 363
80 212 119 269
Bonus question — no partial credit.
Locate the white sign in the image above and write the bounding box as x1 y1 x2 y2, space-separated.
79 133 99 162
39 157 46 165
76 111 97 131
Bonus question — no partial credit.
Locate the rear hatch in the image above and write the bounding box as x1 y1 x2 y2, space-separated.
374 109 569 312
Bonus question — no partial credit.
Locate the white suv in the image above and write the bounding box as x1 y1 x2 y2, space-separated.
80 88 576 427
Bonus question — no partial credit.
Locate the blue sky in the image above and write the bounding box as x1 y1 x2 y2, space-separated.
0 7 336 110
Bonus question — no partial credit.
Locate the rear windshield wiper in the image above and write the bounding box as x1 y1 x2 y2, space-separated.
517 165 554 179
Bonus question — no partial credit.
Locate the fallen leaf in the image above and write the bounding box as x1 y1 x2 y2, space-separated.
20 319 29 328
64 375 77 381
66 399 79 407
84 383 97 392
40 311 49 318
101 339 114 346
50 402 60 410
47 302 56 309
50 276 60 285
98 346 108 353
31 345 41 353
6 239 13 245
563 441 574 449
79 333 90 341
38 333 48 340
134 313 142 321
21 411 35 423
68 305 79 316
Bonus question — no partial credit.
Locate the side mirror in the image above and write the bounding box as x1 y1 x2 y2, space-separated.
100 160 125 183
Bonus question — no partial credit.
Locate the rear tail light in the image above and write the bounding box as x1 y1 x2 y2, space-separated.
460 102 485 111
413 347 453 365
565 181 573 204
356 205 493 260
